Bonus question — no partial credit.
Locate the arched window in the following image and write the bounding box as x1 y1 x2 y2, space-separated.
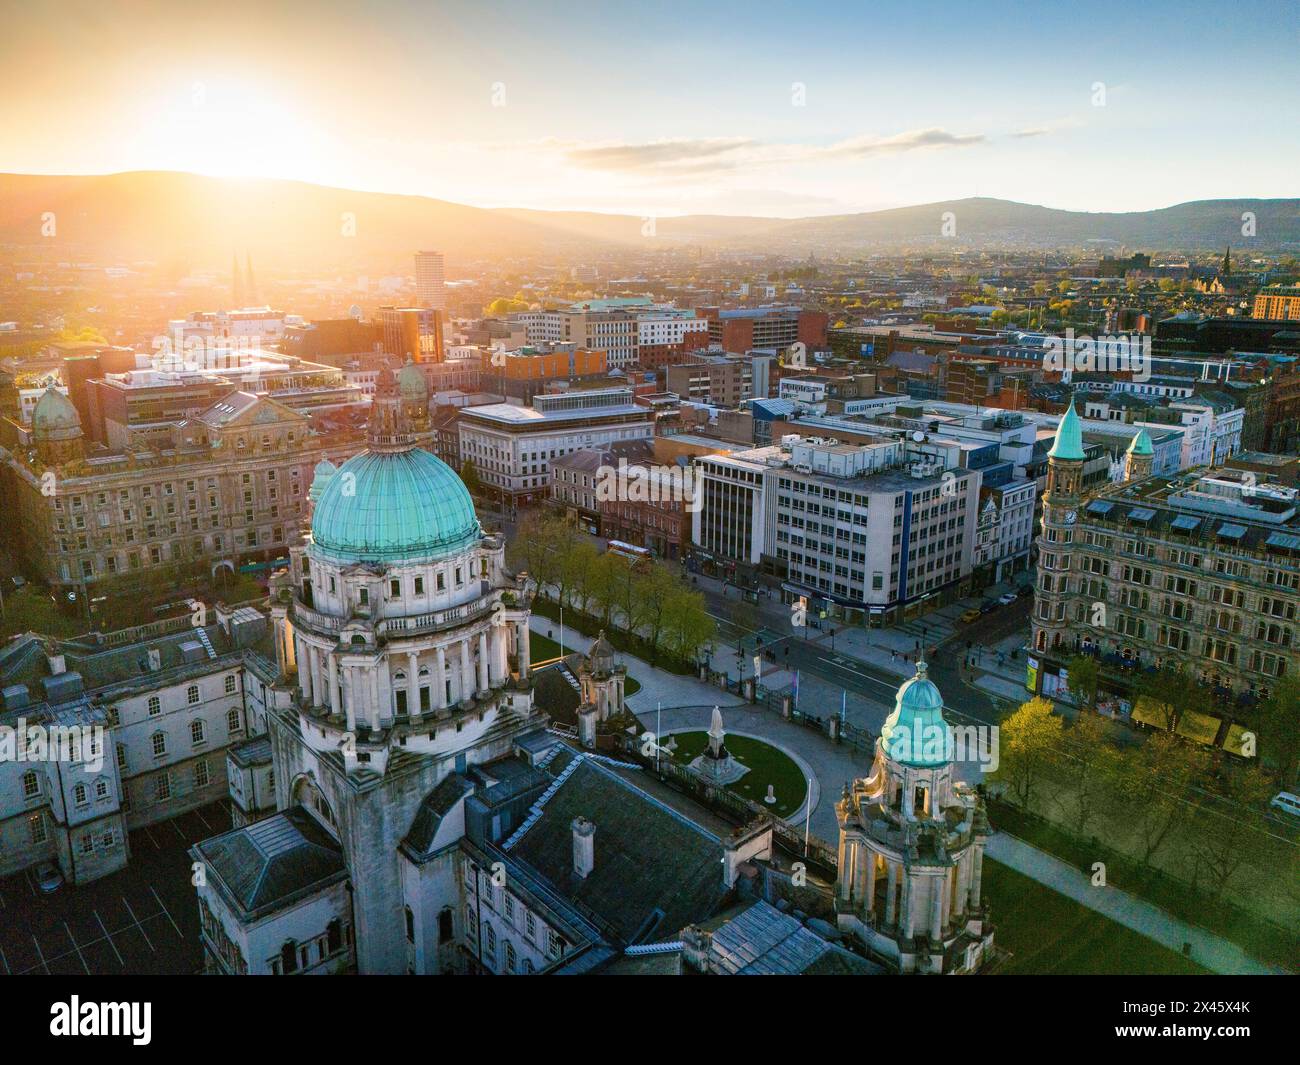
505 941 516 973
147 696 161 716
228 708 242 734
191 720 205 745
437 908 454 943
21 771 39 798
186 685 200 705
280 940 298 974
73 783 88 805
484 923 497 965
405 906 415 943
95 778 109 799
151 731 167 757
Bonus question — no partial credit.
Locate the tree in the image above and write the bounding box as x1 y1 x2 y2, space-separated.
1135 664 1208 732
661 587 715 664
459 459 482 499
1115 730 1206 866
993 697 1062 811
1065 654 1100 710
1186 760 1273 903
638 562 681 657
1252 675 1300 785
1051 712 1121 838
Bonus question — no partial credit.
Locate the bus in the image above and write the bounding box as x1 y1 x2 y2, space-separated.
606 540 653 567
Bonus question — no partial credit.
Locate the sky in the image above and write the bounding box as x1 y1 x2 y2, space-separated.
1 0 1297 218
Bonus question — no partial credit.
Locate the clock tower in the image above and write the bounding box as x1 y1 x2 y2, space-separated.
1032 399 1085 658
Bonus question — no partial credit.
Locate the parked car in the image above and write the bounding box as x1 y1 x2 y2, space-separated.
978 600 998 615
35 861 63 894
959 608 982 623
997 591 1018 606
1270 792 1300 821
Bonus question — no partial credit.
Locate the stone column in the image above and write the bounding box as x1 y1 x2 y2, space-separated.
836 839 850 901
517 622 530 679
969 845 984 910
864 853 877 917
343 665 356 732
901 877 915 941
311 647 324 710
327 654 340 716
477 632 489 694
405 652 420 721
851 841 868 904
884 861 898 927
296 637 313 705
954 855 969 919
434 645 447 710
930 878 943 942
368 666 380 733
460 640 473 703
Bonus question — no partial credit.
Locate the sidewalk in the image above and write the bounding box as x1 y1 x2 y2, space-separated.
986 832 1287 975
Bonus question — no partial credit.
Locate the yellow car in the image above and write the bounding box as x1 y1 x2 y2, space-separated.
959 608 982 623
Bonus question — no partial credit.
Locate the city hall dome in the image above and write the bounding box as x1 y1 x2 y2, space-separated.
397 357 429 400
310 448 480 565
308 365 480 565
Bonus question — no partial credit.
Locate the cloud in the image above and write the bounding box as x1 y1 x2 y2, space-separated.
553 127 991 177
1010 127 1050 139
564 137 757 172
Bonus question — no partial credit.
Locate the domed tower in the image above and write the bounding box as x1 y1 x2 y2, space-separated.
1032 399 1085 656
1123 427 1154 483
268 365 542 973
575 631 627 746
31 387 84 466
396 356 430 431
835 661 993 973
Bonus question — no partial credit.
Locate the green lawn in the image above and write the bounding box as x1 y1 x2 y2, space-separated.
667 731 807 818
0 586 91 641
529 630 641 695
983 860 1208 975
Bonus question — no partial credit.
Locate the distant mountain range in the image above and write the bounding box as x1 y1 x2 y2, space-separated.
1 171 1297 266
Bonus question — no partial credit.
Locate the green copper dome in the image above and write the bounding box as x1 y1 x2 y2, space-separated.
308 459 337 503
1048 401 1084 461
397 358 428 400
1127 428 1154 456
310 448 481 565
32 387 81 434
879 661 951 767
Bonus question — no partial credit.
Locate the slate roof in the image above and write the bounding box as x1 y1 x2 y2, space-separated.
192 806 346 920
403 773 475 858
706 900 883 976
507 757 729 944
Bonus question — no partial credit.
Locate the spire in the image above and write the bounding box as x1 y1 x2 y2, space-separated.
1222 245 1231 277
231 252 244 308
1048 396 1084 461
367 364 415 453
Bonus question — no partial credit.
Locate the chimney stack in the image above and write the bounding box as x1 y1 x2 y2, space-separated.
572 816 595 879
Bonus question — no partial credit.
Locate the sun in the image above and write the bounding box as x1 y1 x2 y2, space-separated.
136 77 326 182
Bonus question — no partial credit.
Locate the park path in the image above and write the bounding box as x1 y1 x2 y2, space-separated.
985 832 1287 975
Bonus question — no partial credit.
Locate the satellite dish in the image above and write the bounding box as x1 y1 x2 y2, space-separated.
912 431 925 442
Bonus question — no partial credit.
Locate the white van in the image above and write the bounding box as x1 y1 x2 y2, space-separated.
1269 792 1300 820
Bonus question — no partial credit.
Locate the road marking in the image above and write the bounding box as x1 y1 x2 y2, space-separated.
194 807 213 831
122 896 155 952
151 886 184 939
23 868 37 896
170 819 187 840
94 909 125 966
31 934 49 974
142 826 162 850
0 943 8 975
63 921 90 975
